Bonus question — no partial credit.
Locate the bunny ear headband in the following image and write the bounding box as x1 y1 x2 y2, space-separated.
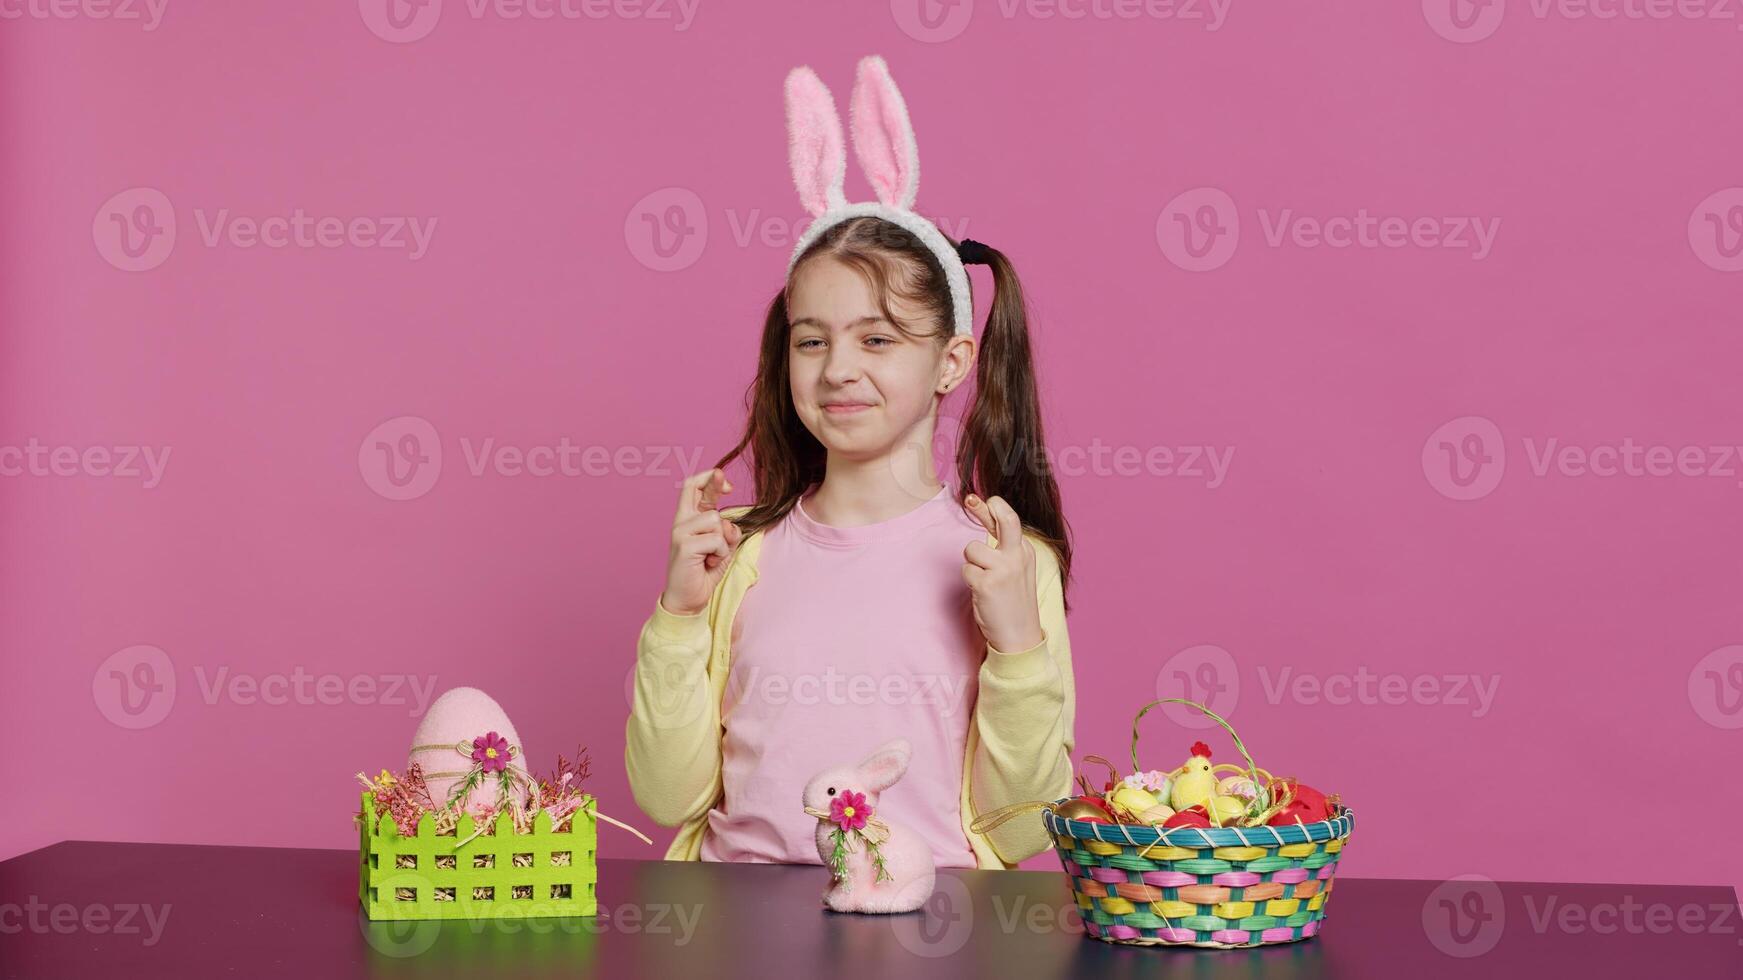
784 55 987 337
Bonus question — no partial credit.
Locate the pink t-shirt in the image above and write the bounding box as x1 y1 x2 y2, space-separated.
699 482 986 869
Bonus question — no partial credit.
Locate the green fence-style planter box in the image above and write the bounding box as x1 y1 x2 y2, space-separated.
358 790 598 920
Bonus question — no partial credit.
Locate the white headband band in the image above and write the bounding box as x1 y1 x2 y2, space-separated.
783 55 974 337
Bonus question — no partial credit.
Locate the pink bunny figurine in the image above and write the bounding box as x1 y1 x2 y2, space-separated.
801 738 937 914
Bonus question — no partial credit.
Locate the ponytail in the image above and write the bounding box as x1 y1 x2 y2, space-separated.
955 244 1074 611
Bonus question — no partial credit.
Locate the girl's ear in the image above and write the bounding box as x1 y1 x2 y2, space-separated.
785 66 849 219
848 55 920 211
855 738 912 793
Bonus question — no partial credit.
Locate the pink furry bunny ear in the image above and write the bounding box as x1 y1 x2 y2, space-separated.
848 55 920 210
784 66 848 218
856 738 912 793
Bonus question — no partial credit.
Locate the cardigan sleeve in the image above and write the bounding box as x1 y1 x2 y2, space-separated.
968 537 1077 863
623 595 724 827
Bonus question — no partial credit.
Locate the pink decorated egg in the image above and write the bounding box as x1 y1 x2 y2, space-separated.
408 687 529 815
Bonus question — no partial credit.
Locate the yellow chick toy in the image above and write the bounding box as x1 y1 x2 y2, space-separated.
1169 741 1219 811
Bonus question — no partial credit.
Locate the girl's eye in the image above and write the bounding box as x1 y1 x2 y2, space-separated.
797 339 823 350
827 787 836 796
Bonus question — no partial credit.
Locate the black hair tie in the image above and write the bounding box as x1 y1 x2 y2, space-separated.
956 239 993 265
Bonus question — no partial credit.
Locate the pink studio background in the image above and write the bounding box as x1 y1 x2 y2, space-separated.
2 2 1740 900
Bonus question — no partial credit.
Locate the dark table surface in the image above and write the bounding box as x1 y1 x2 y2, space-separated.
1 841 1738 978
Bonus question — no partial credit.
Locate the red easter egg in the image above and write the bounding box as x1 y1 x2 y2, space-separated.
1163 805 1211 829
1266 780 1332 825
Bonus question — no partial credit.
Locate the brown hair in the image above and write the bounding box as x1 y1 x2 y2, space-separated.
710 216 1073 610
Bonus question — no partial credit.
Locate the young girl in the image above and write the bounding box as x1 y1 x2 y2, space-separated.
625 56 1076 871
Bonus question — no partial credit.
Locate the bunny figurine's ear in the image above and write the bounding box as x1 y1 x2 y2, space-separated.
848 55 920 211
856 738 912 793
785 66 848 218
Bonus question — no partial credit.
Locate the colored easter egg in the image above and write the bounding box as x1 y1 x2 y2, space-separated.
1265 780 1331 825
1162 805 1211 829
1137 804 1176 824
409 687 529 815
1053 796 1114 823
1217 776 1259 801
1205 795 1247 826
1107 783 1161 818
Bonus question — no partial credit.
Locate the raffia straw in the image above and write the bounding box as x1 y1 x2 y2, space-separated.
586 799 655 845
405 739 653 847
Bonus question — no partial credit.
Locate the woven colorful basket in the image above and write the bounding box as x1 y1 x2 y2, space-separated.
1045 798 1353 947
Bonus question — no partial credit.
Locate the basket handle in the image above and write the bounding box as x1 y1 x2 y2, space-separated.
1130 698 1263 786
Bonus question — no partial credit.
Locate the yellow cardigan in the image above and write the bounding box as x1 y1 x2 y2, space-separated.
624 504 1076 868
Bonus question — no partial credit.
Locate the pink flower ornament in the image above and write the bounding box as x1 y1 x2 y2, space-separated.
471 731 511 773
829 790 870 833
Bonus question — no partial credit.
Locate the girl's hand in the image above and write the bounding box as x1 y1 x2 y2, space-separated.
660 468 743 617
962 493 1045 655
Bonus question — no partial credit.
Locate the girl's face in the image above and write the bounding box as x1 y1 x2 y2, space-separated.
786 255 971 462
